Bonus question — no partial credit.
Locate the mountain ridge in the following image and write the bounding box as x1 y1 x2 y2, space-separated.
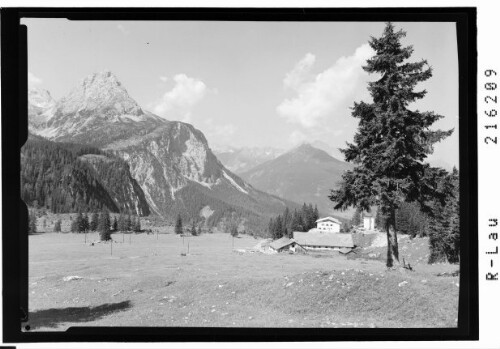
213 146 284 174
240 143 354 219
26 71 298 233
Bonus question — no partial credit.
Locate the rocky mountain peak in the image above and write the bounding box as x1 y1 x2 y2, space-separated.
28 87 56 109
290 142 329 158
28 87 57 126
58 70 144 116
294 142 315 151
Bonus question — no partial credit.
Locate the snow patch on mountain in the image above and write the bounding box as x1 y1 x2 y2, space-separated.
223 170 248 194
120 114 150 122
191 179 214 190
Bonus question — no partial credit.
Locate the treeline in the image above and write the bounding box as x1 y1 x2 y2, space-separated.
173 210 244 237
21 137 118 213
268 203 320 239
66 211 142 241
172 186 275 237
427 168 459 264
357 202 429 238
352 168 460 264
174 214 211 237
21 136 149 215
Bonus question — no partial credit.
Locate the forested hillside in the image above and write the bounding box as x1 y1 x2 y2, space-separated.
21 135 150 215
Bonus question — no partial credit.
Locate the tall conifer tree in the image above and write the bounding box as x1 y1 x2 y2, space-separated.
351 208 362 227
90 211 99 231
28 211 37 235
175 214 183 235
98 210 111 241
82 213 90 233
112 216 118 231
330 23 453 267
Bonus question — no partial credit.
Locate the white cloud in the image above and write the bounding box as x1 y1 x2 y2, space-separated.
28 71 42 87
283 53 315 90
159 76 168 83
277 44 375 129
152 74 207 122
117 24 130 35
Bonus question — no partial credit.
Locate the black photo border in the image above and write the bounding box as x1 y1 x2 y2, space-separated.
1 7 478 343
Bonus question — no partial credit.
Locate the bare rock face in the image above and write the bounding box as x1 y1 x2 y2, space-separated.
58 70 143 116
28 87 56 128
105 121 225 215
78 153 150 216
29 70 166 147
27 71 292 227
104 120 289 223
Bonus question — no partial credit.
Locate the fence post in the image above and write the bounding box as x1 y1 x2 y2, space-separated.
111 239 113 256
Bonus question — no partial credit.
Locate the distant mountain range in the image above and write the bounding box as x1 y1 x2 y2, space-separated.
26 71 297 232
212 146 284 174
213 140 347 176
239 143 355 219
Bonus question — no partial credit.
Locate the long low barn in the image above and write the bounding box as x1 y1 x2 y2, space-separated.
269 236 306 253
293 231 355 251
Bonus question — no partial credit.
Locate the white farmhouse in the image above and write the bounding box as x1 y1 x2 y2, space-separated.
315 216 341 233
363 212 375 230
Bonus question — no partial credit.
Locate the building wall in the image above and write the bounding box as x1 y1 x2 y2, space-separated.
363 217 374 230
317 221 340 233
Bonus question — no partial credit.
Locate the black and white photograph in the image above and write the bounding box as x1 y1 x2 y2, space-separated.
0 5 480 344
20 18 463 331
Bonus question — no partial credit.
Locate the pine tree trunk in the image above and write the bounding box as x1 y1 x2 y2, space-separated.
385 208 400 268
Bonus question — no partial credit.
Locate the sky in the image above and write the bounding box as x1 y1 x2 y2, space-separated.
23 19 459 168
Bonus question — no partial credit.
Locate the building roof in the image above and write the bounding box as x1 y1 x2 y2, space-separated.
269 237 297 250
363 212 374 218
293 231 354 248
315 216 341 224
339 247 354 254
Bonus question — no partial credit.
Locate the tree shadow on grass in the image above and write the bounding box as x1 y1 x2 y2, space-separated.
28 300 132 329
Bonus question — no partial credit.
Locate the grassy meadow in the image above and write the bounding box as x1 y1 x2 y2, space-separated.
28 217 460 330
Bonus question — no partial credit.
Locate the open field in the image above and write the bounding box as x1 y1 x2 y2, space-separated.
28 231 459 330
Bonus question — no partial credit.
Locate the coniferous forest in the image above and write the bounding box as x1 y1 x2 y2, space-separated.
21 135 149 215
268 203 321 239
